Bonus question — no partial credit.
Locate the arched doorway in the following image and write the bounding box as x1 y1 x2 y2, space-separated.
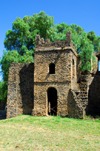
47 87 57 115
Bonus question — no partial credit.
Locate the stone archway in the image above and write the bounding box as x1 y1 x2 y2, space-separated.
47 87 57 115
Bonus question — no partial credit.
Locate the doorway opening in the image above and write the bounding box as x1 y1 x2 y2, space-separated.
47 87 57 115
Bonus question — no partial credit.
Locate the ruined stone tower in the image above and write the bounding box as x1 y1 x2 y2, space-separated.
32 31 79 117
7 31 100 119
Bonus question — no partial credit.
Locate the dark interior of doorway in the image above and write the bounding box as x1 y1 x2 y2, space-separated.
47 87 57 116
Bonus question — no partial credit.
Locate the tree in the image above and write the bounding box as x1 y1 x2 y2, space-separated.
4 11 100 58
4 11 54 55
1 11 100 102
80 39 94 73
87 31 100 52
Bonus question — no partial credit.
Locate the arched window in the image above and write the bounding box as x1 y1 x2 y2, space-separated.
49 63 55 74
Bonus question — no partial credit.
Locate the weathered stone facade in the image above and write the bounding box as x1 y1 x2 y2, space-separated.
7 31 100 118
7 63 34 118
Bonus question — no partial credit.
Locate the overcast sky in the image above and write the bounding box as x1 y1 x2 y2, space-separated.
0 0 100 80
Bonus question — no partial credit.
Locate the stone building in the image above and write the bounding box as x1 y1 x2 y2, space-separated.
7 31 100 119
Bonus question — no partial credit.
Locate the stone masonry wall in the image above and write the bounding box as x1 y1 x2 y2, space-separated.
33 35 81 117
7 63 34 118
7 31 100 119
34 49 72 83
32 82 71 116
32 31 80 117
67 89 83 118
68 84 88 118
7 31 90 119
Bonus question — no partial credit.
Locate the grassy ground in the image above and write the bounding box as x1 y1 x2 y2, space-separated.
0 115 100 151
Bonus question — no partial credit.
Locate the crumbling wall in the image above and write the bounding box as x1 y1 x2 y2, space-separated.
67 89 83 118
68 75 89 118
7 31 95 119
33 44 73 116
7 63 34 118
33 31 81 117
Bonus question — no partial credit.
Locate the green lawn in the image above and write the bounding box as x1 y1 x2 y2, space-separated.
0 115 100 151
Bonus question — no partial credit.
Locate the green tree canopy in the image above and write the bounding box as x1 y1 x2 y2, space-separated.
1 11 100 102
4 11 100 55
4 11 54 55
87 31 100 52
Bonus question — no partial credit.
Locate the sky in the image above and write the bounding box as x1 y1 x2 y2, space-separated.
0 0 100 80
